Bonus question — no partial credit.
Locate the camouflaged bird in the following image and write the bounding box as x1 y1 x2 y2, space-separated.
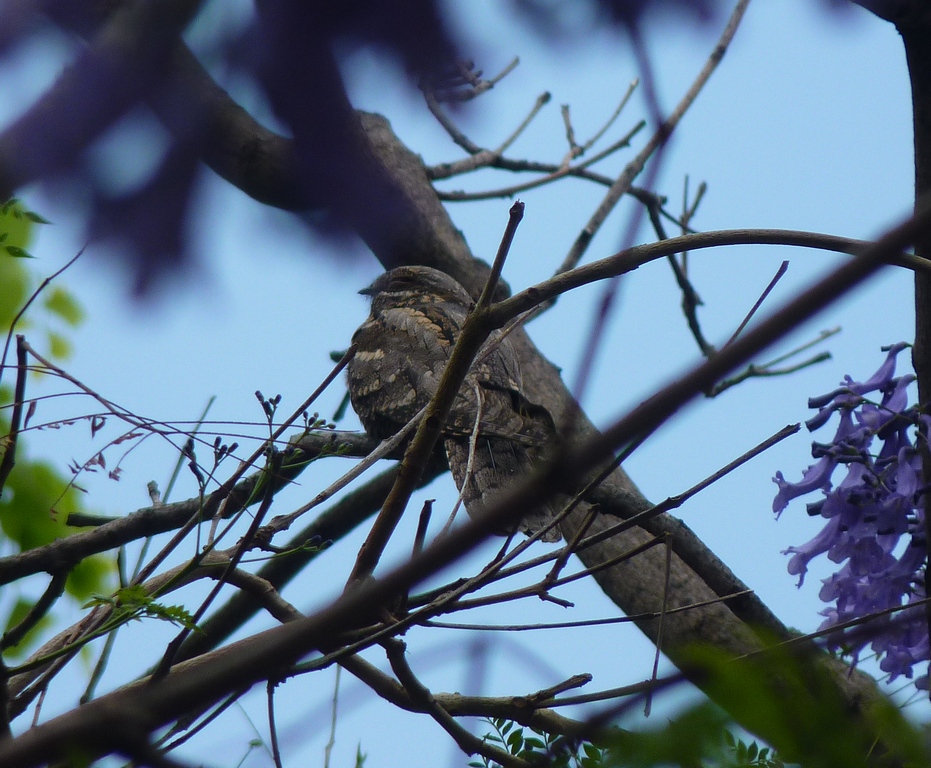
347 265 562 542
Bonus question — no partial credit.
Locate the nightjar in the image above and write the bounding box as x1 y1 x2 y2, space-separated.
347 265 561 542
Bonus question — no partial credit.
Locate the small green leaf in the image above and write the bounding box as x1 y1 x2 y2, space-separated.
582 742 603 763
25 211 51 224
44 286 85 326
48 331 72 360
5 245 35 258
524 737 545 750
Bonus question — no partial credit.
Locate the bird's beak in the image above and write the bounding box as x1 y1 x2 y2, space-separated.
358 285 377 297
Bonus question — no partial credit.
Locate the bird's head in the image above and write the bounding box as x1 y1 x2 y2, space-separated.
359 265 473 309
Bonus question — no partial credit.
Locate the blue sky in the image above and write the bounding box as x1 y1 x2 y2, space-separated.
1 2 923 765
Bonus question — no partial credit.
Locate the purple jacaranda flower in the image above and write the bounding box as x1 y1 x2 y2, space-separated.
774 344 929 689
773 457 835 517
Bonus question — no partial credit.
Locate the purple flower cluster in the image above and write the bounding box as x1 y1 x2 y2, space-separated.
773 343 930 688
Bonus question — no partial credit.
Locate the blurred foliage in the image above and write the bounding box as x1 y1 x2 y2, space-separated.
474 640 931 768
0 198 112 659
678 642 927 768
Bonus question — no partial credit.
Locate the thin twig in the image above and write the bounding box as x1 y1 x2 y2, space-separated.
555 0 751 276
542 504 599 586
723 260 790 347
495 92 552 155
1 571 67 651
436 121 645 199
580 78 640 154
383 638 531 768
0 247 85 393
267 681 284 768
442 383 484 534
646 199 714 356
644 535 673 717
323 667 340 768
709 328 839 396
132 352 354 588
561 103 579 162
0 336 29 494
152 449 285 680
263 405 422 537
424 589 756 632
412 422 800 618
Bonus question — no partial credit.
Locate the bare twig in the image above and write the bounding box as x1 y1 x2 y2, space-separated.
644 536 673 717
709 329 839 397
339 653 592 739
0 336 29 494
495 92 552 155
424 589 756 633
151 449 286 681
645 199 714 356
322 667 339 768
1 572 67 651
267 681 283 768
556 0 752 276
723 260 790 347
384 638 531 768
579 79 640 155
435 121 645 199
560 103 580 162
0 248 84 393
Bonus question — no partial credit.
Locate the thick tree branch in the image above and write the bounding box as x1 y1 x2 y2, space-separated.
0 0 202 200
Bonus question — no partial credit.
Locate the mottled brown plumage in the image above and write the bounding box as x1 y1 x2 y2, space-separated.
347 266 561 542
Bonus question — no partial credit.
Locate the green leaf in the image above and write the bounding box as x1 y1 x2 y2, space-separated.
524 737 545 750
605 704 730 768
24 211 51 225
0 460 113 602
44 286 85 327
47 331 72 360
5 245 35 259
